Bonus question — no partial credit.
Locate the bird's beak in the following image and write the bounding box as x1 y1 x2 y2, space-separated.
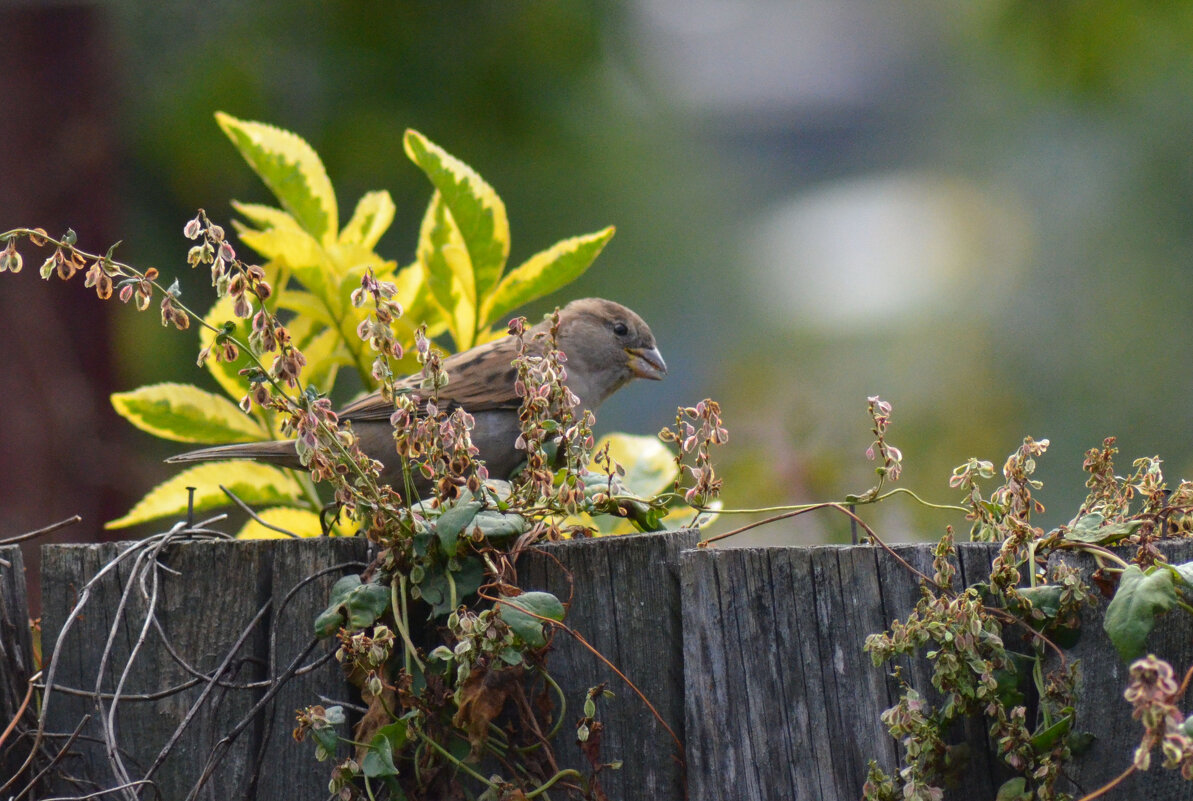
625 346 668 381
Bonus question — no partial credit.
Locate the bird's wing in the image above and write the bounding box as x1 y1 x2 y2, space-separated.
338 336 524 422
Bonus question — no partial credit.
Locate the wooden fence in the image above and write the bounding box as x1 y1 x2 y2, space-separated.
4 534 1193 800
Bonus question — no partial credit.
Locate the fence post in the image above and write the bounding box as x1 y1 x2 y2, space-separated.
680 542 1006 801
680 540 1193 801
517 528 699 801
37 537 369 801
1 545 35 784
1044 539 1193 800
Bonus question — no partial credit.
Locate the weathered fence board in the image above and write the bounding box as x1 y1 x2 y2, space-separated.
1 545 35 784
22 534 1193 801
518 529 698 801
682 540 1193 801
1046 539 1193 801
686 545 919 801
249 538 374 801
38 537 369 801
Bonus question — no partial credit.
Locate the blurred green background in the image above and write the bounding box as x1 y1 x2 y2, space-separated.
6 0 1193 567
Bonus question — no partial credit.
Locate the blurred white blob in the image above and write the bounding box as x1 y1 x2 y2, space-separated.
632 0 919 116
748 172 1032 331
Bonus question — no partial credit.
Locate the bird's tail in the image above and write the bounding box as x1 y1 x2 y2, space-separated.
165 440 301 470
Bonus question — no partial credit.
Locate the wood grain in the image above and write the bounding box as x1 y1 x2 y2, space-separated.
39 537 368 800
518 529 699 801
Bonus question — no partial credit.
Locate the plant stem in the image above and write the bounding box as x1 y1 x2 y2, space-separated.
525 769 581 799
393 576 424 673
414 728 499 790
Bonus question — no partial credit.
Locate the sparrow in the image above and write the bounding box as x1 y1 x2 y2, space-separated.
166 298 667 489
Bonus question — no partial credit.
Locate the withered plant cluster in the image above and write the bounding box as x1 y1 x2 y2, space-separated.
0 217 725 801
860 427 1193 801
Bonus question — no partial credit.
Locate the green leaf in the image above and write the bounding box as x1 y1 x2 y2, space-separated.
362 720 407 778
1029 712 1073 751
314 575 391 636
314 575 359 636
1013 584 1063 620
404 129 509 304
1170 561 1193 589
313 607 345 639
236 506 326 539
310 723 339 757
111 383 265 443
434 500 482 557
451 557 486 601
415 570 449 617
417 556 484 619
482 226 614 327
472 510 528 543
216 112 338 244
346 583 390 630
1065 512 1143 544
105 462 303 529
417 192 475 349
233 214 341 320
992 664 1027 709
340 190 396 249
497 591 565 648
1069 730 1095 755
995 778 1031 801
1104 565 1177 661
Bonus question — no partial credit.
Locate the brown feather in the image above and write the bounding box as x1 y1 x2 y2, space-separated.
335 335 525 422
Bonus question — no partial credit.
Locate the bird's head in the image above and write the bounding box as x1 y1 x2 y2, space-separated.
542 298 666 410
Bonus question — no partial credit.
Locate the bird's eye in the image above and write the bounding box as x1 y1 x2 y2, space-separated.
612 321 629 336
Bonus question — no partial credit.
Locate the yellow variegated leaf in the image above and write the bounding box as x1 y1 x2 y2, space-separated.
200 294 254 401
417 192 476 350
276 288 334 327
473 326 510 347
325 241 391 278
106 462 304 529
340 190 396 249
230 201 298 232
590 432 677 499
233 218 340 317
216 112 339 245
111 383 266 444
391 261 450 346
299 325 351 392
404 130 509 303
235 218 323 269
392 261 427 313
236 506 333 539
482 227 615 327
286 314 319 349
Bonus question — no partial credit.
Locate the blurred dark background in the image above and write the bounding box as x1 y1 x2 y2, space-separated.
7 1 1193 607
